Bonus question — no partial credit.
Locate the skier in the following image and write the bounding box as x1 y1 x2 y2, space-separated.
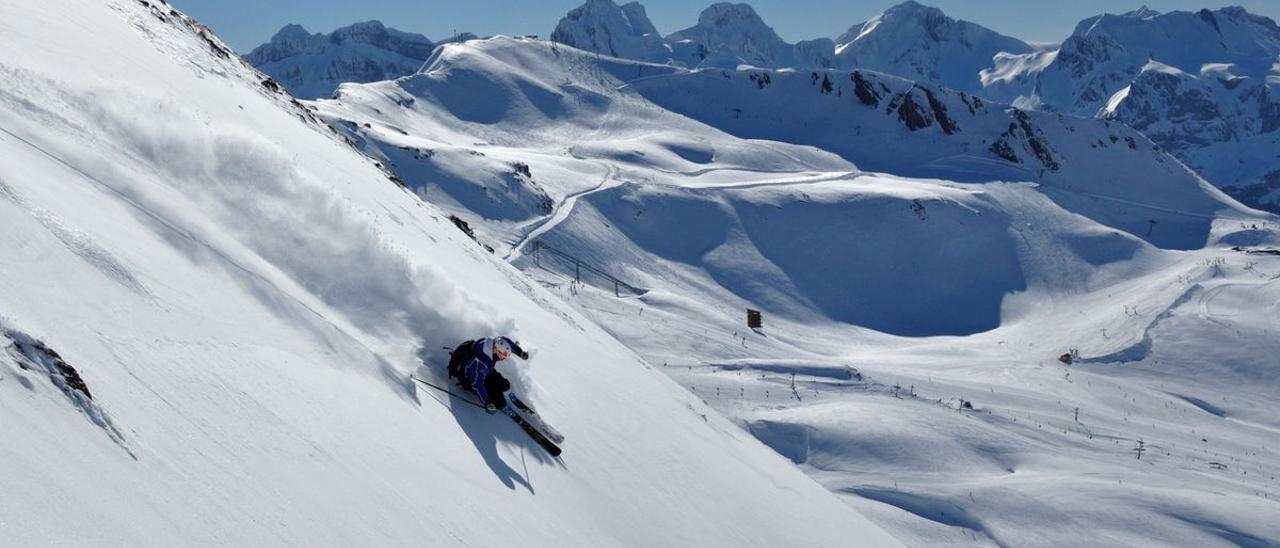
447 337 529 414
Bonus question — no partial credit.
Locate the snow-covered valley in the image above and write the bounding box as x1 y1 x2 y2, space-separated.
3 0 1279 546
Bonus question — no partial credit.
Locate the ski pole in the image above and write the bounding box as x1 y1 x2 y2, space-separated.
410 376 487 410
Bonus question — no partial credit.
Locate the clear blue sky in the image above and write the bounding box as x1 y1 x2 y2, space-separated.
169 0 1280 53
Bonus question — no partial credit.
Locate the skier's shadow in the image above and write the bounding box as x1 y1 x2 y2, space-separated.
449 401 556 493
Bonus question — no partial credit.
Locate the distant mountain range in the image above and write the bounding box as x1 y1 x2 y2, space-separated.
547 0 1280 213
244 21 475 100
244 2 1280 213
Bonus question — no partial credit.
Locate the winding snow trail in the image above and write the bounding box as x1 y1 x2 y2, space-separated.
505 160 858 262
506 162 621 261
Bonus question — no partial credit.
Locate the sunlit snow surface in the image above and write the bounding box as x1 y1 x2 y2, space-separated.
0 2 901 546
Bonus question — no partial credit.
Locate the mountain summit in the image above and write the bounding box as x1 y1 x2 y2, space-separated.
550 0 672 63
1032 6 1280 114
667 3 804 68
551 0 836 69
834 1 1033 93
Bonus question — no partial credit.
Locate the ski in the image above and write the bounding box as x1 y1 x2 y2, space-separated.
412 375 563 457
509 393 565 444
504 407 562 457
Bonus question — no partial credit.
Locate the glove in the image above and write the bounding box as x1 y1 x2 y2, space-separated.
515 349 529 360
485 403 498 414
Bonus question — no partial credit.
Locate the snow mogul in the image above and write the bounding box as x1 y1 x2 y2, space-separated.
447 337 529 414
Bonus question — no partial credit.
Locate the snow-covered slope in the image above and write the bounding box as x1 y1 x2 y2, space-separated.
833 1 1034 95
245 21 434 99
315 35 1280 546
0 2 903 546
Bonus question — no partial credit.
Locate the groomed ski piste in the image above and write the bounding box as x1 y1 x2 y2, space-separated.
0 1 903 546
314 34 1280 547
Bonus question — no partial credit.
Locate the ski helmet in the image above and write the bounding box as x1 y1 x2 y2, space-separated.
492 338 512 361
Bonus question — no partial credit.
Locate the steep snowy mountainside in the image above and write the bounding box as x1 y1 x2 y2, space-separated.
624 66 1257 250
1027 6 1280 115
245 20 434 99
1101 61 1280 211
833 1 1034 96
1017 5 1280 213
0 1 902 546
550 0 676 65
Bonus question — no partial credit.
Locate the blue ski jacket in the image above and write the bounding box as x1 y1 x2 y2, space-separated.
462 337 525 406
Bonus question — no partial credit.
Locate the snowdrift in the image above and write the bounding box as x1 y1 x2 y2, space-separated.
0 1 901 546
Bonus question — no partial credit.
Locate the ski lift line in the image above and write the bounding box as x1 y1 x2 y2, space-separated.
530 240 646 296
0 123 391 367
1042 185 1248 222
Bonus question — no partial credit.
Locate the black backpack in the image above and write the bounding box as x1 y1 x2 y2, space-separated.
446 339 475 381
